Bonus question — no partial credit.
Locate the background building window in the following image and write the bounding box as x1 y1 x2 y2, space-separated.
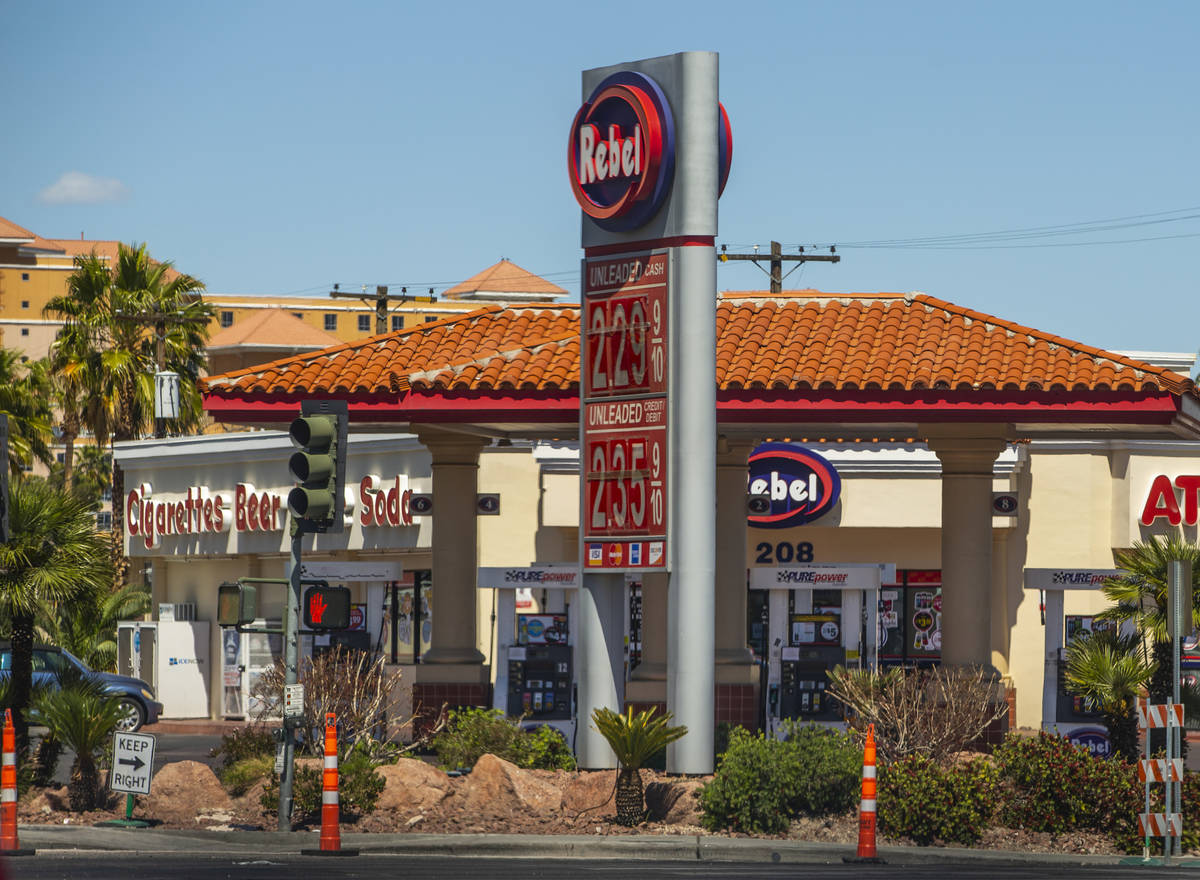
19 328 28 336
358 314 371 332
220 311 234 328
293 312 303 321
20 301 29 309
56 452 65 464
392 315 404 331
95 512 112 530
424 316 437 323
20 273 29 281
324 314 337 331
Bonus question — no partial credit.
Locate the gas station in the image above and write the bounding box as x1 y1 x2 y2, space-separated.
111 51 1200 772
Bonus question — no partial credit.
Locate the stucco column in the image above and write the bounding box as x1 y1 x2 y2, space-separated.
715 436 754 665
631 572 668 680
416 429 488 665
927 434 1007 668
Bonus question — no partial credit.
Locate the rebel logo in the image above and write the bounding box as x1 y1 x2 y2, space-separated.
746 443 841 529
568 70 732 232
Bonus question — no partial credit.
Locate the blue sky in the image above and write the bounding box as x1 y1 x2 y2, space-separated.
3 1 1197 355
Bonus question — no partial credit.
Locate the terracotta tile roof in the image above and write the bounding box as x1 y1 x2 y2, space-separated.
201 292 1192 400
207 308 342 349
43 238 121 262
0 216 36 242
442 259 567 298
201 305 580 396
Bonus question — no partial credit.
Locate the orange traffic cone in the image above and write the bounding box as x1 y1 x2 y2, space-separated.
302 712 357 857
0 709 34 857
844 723 884 864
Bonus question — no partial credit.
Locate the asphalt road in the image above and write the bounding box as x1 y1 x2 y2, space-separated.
50 734 224 787
3 853 1188 880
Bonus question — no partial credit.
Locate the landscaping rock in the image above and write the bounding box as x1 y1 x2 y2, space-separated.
143 760 231 823
562 770 616 817
646 777 704 825
459 754 562 815
376 758 453 812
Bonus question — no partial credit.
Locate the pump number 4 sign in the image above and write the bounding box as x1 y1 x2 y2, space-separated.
110 732 155 795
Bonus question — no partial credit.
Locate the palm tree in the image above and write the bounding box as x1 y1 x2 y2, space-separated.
1064 630 1154 761
0 348 54 474
591 706 688 826
32 675 126 811
45 243 211 581
37 581 150 673
0 477 113 753
1098 534 1200 752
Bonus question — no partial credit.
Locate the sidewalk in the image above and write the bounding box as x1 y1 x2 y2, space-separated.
141 719 251 736
6 826 1149 866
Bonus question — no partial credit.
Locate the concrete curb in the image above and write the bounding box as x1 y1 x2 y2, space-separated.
10 826 1132 865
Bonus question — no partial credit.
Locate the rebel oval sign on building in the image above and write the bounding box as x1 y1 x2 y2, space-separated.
746 443 841 529
568 71 732 232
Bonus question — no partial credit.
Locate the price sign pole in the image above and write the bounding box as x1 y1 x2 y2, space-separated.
570 51 729 773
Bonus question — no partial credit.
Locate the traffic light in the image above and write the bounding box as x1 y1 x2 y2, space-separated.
303 582 351 631
287 400 348 534
217 581 257 627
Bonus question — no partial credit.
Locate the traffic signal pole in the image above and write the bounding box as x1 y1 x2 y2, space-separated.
278 528 303 830
277 399 348 831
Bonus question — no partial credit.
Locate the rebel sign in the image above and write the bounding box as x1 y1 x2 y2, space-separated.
568 70 732 232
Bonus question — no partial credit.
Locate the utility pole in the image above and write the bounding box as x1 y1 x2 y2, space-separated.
718 240 840 292
329 284 406 335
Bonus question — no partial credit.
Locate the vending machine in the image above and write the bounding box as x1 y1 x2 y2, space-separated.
750 563 889 737
478 564 579 744
878 570 943 668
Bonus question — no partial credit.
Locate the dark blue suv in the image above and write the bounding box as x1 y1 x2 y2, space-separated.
0 644 163 732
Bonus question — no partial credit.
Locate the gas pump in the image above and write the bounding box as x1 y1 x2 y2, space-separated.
478 564 579 744
750 563 890 737
1024 568 1122 758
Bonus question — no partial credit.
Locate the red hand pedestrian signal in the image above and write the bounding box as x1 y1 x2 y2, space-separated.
309 591 328 624
302 583 351 631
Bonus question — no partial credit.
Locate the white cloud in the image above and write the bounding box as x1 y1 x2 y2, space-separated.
37 171 129 205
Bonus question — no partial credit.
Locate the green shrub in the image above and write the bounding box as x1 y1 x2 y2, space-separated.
431 708 576 771
211 725 276 769
699 729 800 834
779 720 862 816
262 745 384 820
993 732 1138 836
520 723 576 771
700 724 864 834
220 755 275 796
878 754 997 846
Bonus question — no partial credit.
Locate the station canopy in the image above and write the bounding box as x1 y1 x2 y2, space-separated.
200 290 1200 444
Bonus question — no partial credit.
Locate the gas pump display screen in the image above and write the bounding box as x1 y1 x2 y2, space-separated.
789 591 841 645
518 614 568 645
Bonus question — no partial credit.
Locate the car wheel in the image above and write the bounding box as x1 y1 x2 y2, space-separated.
115 698 146 732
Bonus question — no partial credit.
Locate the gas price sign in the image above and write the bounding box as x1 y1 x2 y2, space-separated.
584 399 666 538
583 253 667 399
582 252 668 569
